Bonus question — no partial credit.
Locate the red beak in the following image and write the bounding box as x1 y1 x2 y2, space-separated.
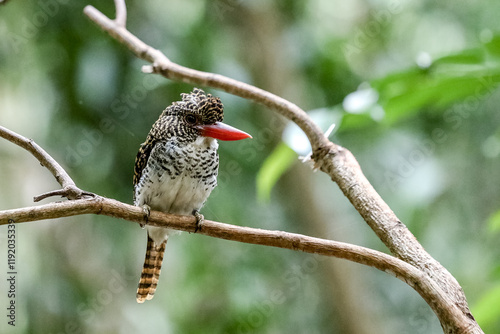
197 122 252 141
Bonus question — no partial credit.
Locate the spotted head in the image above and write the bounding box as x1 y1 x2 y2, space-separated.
179 88 224 125
152 88 250 142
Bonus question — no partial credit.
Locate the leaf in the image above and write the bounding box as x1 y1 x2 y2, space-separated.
368 43 500 124
337 112 377 132
488 210 500 232
472 284 500 330
381 72 500 123
485 35 500 58
431 48 485 66
256 143 297 202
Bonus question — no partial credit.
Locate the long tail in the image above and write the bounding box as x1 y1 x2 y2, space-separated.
136 234 167 303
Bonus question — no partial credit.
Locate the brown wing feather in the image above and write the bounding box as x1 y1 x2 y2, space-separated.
133 136 156 189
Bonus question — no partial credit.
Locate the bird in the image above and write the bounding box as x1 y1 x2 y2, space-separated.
133 88 251 303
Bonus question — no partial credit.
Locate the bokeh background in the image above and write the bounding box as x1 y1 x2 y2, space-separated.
1 0 500 333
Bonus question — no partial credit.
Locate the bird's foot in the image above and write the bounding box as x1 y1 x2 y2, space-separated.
193 209 204 233
141 204 151 229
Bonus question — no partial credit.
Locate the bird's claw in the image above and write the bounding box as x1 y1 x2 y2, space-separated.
193 210 204 233
141 204 151 229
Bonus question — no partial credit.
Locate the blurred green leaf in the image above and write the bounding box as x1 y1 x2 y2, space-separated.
488 210 500 232
485 35 500 58
337 112 377 132
372 68 425 98
371 44 500 124
380 73 500 123
256 142 297 202
491 265 500 280
431 49 485 66
472 284 500 330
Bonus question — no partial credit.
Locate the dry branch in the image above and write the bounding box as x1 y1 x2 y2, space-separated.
0 196 470 331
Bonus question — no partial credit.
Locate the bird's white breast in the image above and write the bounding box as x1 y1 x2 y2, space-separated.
134 137 219 244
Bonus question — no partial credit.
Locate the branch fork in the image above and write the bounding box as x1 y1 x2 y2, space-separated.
34 186 95 202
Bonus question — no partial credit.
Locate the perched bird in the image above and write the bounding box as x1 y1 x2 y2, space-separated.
133 88 251 303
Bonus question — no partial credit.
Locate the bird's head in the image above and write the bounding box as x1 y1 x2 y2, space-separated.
157 88 251 142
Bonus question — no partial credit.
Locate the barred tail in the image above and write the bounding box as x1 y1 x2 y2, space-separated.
136 234 167 303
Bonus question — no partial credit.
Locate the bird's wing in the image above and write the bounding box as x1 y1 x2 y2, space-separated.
133 136 156 189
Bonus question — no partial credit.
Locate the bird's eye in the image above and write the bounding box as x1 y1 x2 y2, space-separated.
185 114 197 125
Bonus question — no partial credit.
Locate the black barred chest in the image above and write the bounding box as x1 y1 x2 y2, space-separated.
134 138 219 215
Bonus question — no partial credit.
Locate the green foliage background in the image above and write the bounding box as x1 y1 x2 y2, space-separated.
1 0 500 333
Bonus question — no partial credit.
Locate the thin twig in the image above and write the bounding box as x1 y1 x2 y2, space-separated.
114 0 127 27
33 188 95 202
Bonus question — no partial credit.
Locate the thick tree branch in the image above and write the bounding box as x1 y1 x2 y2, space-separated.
0 196 470 332
81 3 482 333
